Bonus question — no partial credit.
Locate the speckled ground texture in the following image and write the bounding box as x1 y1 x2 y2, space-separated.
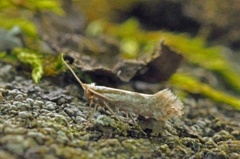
0 62 240 159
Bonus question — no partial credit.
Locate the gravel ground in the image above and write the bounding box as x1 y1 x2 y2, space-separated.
0 62 240 159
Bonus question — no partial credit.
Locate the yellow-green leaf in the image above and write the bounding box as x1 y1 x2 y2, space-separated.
170 73 240 110
13 48 43 83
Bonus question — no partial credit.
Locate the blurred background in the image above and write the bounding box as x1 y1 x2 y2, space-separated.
1 0 240 108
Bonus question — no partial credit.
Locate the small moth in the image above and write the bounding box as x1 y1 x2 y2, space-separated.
62 55 184 124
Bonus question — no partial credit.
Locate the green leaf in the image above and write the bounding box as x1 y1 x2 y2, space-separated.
13 48 43 83
0 16 37 38
27 0 64 15
0 0 63 14
157 32 240 93
170 73 240 110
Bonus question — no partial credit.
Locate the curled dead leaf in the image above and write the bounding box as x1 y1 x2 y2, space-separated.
67 42 183 85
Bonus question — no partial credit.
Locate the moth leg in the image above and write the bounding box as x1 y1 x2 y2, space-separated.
89 95 95 114
92 103 98 119
103 101 122 123
102 102 146 135
84 90 95 128
129 114 147 135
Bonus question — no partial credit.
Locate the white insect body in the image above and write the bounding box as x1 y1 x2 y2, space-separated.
86 84 184 121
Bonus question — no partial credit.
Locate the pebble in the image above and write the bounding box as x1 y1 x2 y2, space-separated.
27 131 46 144
0 124 4 132
9 104 17 111
0 64 13 79
64 108 75 117
39 109 51 114
4 127 28 134
75 116 87 124
12 101 22 107
26 98 34 106
44 101 56 111
0 150 16 159
57 97 67 105
1 135 26 155
76 110 87 118
18 111 33 119
0 92 4 101
14 94 25 101
7 89 19 95
56 130 69 144
213 130 234 142
33 100 44 109
42 127 56 136
24 147 52 159
52 114 68 126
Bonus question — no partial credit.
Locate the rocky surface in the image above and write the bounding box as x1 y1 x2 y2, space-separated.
0 61 240 159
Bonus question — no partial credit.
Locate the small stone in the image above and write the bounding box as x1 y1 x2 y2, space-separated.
26 98 34 106
0 92 4 101
14 94 25 101
213 130 234 143
64 108 75 117
52 114 68 126
9 105 17 111
76 111 87 118
13 101 31 111
8 89 23 99
27 131 46 144
42 127 56 136
14 76 25 82
57 97 67 105
0 65 14 80
33 100 44 109
0 124 4 132
56 130 69 144
25 147 52 159
18 111 33 119
4 127 28 134
21 103 31 110
12 101 23 107
39 109 51 114
45 101 56 111
75 116 87 124
231 130 240 138
9 110 18 115
3 135 26 155
0 150 16 159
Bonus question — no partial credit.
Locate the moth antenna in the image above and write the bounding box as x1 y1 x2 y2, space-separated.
61 53 85 89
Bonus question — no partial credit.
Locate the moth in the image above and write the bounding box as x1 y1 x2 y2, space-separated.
62 55 184 126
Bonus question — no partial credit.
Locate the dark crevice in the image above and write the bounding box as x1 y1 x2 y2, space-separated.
117 1 200 35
